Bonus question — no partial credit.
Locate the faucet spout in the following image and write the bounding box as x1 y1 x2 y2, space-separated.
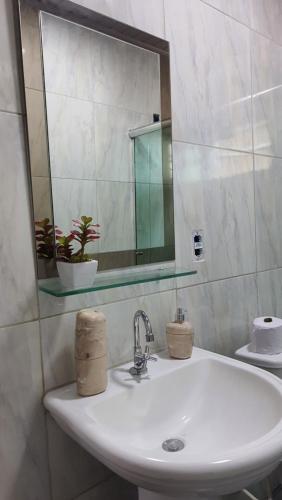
130 310 156 376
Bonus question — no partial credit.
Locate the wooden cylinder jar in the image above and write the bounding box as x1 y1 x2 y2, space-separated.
75 309 107 396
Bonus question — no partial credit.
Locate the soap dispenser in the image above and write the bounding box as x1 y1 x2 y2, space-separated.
166 308 194 359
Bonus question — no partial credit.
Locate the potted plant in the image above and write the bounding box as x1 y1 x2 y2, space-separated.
56 216 100 289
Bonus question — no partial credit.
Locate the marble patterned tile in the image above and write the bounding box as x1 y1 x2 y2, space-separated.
95 103 150 182
41 10 161 115
40 289 176 390
41 12 95 100
0 112 38 327
47 415 111 500
0 321 50 500
51 178 99 253
75 475 137 500
73 0 165 38
177 274 258 356
173 142 256 287
26 89 50 177
93 31 161 115
164 0 252 151
97 181 135 253
257 268 282 318
46 92 96 179
202 0 252 26
250 0 282 45
255 155 282 271
252 32 282 158
0 0 22 112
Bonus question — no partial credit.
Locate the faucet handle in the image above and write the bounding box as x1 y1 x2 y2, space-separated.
144 345 157 362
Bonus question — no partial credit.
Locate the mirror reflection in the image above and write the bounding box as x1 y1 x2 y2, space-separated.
24 8 174 277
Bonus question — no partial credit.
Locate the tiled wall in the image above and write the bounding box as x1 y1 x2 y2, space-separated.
1 0 282 499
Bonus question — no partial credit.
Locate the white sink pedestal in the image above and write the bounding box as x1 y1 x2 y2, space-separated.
44 348 282 500
138 488 221 500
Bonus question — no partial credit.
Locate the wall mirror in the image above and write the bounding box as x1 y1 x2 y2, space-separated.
18 0 175 288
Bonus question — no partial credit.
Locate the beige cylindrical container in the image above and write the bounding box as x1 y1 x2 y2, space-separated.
75 309 107 396
166 308 194 359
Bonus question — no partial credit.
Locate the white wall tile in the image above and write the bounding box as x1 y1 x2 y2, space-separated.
41 13 95 100
95 103 150 182
40 290 176 391
72 0 165 38
164 0 252 151
255 155 282 271
0 0 22 113
177 274 258 356
51 178 99 253
46 92 96 180
173 142 256 286
93 32 161 114
252 32 282 158
97 181 135 253
0 112 38 327
47 415 110 500
257 268 282 318
0 321 50 500
202 0 252 25
250 0 282 45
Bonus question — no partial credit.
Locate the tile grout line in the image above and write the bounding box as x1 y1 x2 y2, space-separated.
176 266 282 292
173 138 282 162
0 317 40 331
0 108 23 117
199 0 282 49
249 29 260 315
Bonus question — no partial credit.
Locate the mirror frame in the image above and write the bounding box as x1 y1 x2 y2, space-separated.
17 0 174 279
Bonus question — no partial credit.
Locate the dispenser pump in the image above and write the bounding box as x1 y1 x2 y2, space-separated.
176 307 185 323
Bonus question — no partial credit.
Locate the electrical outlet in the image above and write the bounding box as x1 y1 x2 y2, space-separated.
192 230 204 261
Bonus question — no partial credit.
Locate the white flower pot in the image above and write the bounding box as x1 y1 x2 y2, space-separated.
57 260 98 289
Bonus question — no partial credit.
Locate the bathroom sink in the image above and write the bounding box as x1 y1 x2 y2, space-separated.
44 348 282 499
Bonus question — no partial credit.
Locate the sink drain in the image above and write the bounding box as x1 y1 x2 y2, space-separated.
162 438 185 452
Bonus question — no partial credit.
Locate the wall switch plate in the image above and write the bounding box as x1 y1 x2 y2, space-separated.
192 230 204 262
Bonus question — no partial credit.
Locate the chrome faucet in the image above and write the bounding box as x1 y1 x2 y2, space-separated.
129 310 157 376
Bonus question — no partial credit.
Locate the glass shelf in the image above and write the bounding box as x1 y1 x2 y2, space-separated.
38 267 197 297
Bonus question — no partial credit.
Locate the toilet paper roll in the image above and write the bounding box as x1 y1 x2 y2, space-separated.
250 316 282 354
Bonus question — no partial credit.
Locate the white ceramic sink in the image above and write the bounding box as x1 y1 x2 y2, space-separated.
44 348 282 499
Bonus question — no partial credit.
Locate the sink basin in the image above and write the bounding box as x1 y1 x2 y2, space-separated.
44 348 282 499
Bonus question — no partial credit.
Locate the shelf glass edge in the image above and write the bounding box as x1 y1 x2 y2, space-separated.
38 268 197 298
